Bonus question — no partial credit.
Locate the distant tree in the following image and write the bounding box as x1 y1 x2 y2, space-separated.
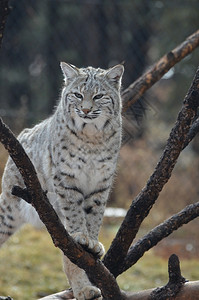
0 0 153 126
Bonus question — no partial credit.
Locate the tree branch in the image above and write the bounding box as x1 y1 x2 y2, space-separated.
122 29 199 113
103 66 199 277
0 119 124 300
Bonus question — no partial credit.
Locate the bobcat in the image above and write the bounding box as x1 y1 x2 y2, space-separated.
0 62 124 299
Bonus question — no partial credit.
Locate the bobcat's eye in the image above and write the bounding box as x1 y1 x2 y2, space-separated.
74 92 83 100
93 94 104 101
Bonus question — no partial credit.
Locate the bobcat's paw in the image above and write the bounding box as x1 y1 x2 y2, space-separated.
77 285 102 300
71 232 105 257
91 241 105 258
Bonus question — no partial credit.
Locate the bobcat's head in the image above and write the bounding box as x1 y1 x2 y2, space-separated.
60 62 124 129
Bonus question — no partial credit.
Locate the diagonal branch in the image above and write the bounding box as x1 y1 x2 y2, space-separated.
122 29 199 113
0 119 124 300
103 66 199 277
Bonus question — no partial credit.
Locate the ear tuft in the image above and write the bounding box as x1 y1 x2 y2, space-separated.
106 64 124 85
60 62 79 83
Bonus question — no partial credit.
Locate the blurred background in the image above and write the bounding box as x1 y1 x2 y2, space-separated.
0 0 199 299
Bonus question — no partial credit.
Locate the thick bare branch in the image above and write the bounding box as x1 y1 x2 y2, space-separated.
122 29 199 112
0 119 123 300
103 67 199 277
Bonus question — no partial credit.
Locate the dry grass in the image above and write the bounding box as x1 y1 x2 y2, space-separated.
0 224 199 299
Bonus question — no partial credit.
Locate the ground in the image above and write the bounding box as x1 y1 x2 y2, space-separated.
0 223 199 299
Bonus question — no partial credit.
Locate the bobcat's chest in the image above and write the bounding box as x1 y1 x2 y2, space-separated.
55 143 114 195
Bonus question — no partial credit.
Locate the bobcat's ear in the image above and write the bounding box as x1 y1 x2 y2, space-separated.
60 62 79 83
106 64 124 88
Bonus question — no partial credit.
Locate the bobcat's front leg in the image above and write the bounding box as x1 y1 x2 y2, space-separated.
59 186 104 257
54 181 102 300
83 188 110 258
54 176 104 256
57 188 94 250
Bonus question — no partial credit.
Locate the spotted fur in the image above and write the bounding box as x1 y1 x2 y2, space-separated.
0 62 124 300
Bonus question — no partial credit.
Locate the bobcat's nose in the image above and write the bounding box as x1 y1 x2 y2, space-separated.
82 108 91 115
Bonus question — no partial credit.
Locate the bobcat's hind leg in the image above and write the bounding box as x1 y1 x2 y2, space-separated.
63 255 102 300
0 192 24 246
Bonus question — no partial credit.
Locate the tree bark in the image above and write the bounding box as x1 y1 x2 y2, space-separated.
183 116 199 149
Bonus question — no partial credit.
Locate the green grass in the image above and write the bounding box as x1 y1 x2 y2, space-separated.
0 226 66 299
0 224 199 299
